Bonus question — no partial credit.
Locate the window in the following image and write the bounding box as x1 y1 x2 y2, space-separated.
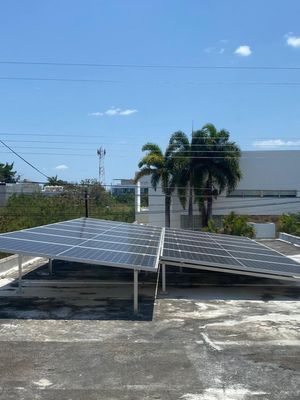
227 190 297 198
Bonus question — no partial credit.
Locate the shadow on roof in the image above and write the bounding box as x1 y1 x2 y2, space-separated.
0 261 157 321
159 266 300 301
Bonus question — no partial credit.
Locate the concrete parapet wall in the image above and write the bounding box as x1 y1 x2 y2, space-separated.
0 254 44 275
279 232 300 247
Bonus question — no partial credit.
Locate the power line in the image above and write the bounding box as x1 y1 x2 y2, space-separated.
1 150 300 159
2 76 300 86
0 77 119 83
0 132 106 138
0 140 49 180
1 60 300 71
1 132 300 142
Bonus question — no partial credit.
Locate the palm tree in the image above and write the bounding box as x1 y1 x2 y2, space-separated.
168 131 204 228
134 143 176 227
193 123 242 227
47 175 67 186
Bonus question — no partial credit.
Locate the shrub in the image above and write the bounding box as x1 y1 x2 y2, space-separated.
222 212 254 238
278 213 300 236
202 212 254 238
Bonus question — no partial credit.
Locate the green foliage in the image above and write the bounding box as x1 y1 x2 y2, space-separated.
0 188 135 233
278 213 300 236
0 162 19 183
165 124 242 228
193 124 242 227
135 142 177 227
112 192 135 204
222 212 254 238
203 213 254 238
47 175 67 185
202 219 220 233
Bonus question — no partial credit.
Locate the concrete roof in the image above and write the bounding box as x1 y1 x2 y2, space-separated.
0 240 300 399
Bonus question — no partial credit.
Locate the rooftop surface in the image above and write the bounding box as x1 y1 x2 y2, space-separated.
0 240 299 399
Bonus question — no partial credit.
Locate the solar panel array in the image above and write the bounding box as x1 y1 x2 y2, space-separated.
162 228 300 279
0 218 163 271
0 218 299 280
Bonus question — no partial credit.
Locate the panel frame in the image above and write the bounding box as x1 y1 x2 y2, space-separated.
0 217 164 272
162 227 300 281
162 259 300 282
0 218 299 280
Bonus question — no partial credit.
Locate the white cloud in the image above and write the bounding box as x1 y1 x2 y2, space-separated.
203 47 215 54
219 48 225 54
234 45 252 57
286 34 300 48
88 107 138 117
253 139 300 148
55 164 69 170
119 109 138 115
105 108 120 116
88 112 103 117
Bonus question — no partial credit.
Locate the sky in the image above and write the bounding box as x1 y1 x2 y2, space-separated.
0 0 300 185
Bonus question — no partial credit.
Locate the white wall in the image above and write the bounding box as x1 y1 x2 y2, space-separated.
136 150 300 227
232 150 300 190
0 183 41 206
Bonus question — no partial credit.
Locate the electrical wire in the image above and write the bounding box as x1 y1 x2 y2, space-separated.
0 140 49 180
2 76 300 86
1 60 300 71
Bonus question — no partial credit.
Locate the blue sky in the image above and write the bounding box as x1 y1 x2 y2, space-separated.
0 0 300 185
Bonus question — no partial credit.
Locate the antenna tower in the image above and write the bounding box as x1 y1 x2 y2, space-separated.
97 147 106 186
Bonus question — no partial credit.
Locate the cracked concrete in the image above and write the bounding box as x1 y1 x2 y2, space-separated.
0 240 299 399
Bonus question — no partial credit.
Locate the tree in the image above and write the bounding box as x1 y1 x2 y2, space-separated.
134 143 176 227
47 175 67 186
0 162 19 183
192 123 242 227
168 131 205 228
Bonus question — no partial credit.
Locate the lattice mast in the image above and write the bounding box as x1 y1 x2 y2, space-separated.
97 147 106 186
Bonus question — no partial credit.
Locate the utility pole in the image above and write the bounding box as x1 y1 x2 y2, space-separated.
84 189 89 218
97 147 106 187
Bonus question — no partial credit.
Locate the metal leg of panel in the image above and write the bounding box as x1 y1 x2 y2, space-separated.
133 269 139 314
162 263 167 293
49 258 53 275
18 254 23 293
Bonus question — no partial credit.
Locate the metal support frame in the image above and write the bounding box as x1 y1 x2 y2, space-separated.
162 263 167 293
134 269 139 314
18 254 22 293
49 258 53 275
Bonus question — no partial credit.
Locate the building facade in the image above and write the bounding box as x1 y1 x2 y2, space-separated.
135 150 300 228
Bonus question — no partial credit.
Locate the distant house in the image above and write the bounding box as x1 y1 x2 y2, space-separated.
111 179 136 197
0 182 41 207
112 179 148 202
42 185 64 196
135 150 300 228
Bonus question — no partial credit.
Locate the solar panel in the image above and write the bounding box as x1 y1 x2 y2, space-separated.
0 218 299 281
162 228 300 280
0 218 163 271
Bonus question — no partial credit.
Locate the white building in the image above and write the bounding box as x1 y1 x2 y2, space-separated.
135 150 300 228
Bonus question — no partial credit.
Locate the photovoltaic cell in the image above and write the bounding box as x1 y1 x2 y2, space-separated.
0 218 163 271
162 227 300 279
0 218 299 280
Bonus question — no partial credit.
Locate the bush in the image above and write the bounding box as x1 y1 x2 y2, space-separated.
223 212 254 238
0 189 135 233
203 212 254 238
278 213 300 236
